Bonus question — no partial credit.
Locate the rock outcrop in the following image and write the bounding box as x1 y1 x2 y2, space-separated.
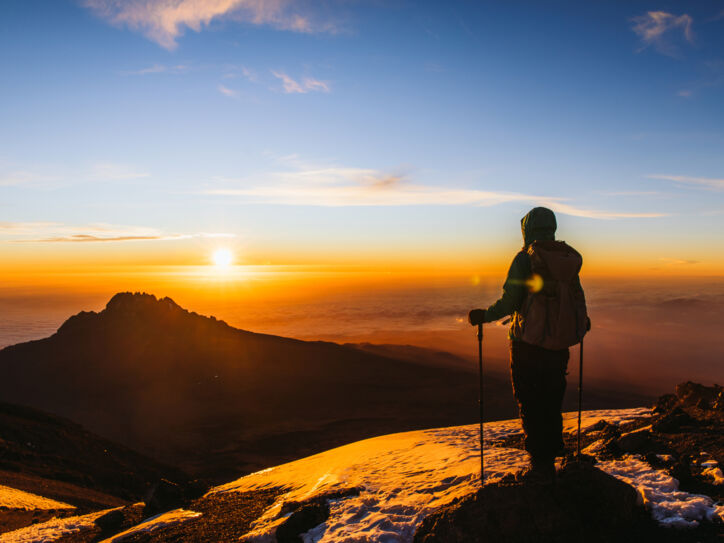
414 461 648 543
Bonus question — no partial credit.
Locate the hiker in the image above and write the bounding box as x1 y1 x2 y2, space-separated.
468 207 588 482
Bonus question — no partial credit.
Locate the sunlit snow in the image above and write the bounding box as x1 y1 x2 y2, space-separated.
0 508 115 543
210 407 712 543
99 509 202 542
0 485 74 512
598 456 724 528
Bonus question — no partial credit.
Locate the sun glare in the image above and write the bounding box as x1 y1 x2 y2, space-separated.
212 248 233 268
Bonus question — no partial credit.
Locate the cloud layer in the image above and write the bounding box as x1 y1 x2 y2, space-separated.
203 164 664 219
84 0 336 50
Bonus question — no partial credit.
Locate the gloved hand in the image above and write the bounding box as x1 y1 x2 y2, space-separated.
468 309 486 326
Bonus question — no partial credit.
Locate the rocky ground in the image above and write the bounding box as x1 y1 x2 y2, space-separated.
2 383 721 542
499 381 723 502
413 459 723 543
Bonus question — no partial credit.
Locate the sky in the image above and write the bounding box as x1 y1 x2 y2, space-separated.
1 0 723 283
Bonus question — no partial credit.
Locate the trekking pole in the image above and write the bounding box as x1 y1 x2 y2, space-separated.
576 336 583 459
577 318 590 459
477 323 484 487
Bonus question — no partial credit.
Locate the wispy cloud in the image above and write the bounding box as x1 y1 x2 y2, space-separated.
0 163 149 186
598 190 665 197
222 65 258 82
271 71 330 93
647 174 724 190
30 234 169 243
122 63 189 75
83 0 338 50
659 257 700 266
201 162 664 219
542 202 666 220
0 222 235 243
218 84 239 98
631 11 694 57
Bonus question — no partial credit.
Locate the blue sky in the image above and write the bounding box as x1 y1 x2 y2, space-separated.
1 0 723 273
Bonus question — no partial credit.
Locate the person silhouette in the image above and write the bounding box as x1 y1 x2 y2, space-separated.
469 207 587 482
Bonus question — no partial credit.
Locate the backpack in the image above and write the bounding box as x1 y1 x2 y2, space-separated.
512 240 588 350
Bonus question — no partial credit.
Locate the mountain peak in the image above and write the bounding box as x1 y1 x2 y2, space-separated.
55 292 210 337
105 292 182 314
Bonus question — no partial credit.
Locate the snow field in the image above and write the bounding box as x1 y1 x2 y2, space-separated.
219 426 528 543
0 486 74 512
99 509 202 542
0 508 115 543
0 505 202 543
214 408 674 542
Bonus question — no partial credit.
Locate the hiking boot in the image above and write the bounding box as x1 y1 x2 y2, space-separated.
517 459 556 485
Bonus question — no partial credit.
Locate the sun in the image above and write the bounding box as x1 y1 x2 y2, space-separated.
212 248 233 268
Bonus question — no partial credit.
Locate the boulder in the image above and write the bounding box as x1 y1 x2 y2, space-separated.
413 462 642 543
675 382 723 410
144 479 186 516
276 502 330 543
274 486 362 543
616 429 652 453
94 503 145 538
95 509 124 532
652 407 695 433
652 394 677 415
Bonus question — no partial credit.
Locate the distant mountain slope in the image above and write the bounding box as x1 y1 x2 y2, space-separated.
346 342 654 412
0 401 191 536
0 401 189 506
0 293 505 482
346 342 475 370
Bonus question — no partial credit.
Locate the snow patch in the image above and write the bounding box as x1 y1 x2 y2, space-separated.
0 508 115 543
702 467 724 486
218 427 527 542
0 485 74 511
597 456 724 528
210 408 651 542
99 509 202 542
561 407 651 434
581 439 606 456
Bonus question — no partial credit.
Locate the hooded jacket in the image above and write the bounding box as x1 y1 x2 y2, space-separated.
484 207 568 338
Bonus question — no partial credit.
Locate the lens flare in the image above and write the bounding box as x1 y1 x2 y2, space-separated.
526 273 544 293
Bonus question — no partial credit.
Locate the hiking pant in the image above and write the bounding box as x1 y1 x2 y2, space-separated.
510 340 569 463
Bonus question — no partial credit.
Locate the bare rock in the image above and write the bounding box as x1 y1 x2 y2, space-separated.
676 382 723 410
413 462 641 543
144 479 185 516
616 429 652 453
